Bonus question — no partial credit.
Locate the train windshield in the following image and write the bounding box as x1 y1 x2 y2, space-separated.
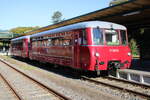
93 28 103 45
92 28 127 45
105 29 119 45
120 30 127 45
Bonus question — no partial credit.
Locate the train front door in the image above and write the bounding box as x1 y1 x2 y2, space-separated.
74 34 80 68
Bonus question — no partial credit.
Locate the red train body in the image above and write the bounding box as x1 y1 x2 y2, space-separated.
11 21 132 74
11 36 30 58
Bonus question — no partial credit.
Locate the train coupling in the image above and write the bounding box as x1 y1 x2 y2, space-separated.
108 61 124 70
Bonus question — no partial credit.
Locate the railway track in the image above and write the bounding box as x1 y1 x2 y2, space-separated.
0 73 21 100
81 76 150 99
0 58 71 100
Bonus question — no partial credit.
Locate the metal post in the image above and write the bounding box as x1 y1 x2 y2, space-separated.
116 71 120 78
127 73 131 81
140 75 144 83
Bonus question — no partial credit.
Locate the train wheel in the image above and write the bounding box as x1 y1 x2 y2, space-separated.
54 64 58 68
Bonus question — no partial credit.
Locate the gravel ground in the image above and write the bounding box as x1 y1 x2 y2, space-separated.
0 55 145 100
77 79 147 100
0 56 119 100
92 77 150 95
0 75 17 100
0 61 64 100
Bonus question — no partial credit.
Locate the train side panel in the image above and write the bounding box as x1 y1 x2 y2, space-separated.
29 30 81 68
80 46 131 71
11 37 30 58
11 21 132 74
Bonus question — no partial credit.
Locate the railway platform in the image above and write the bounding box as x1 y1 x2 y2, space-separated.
131 58 150 72
115 58 150 85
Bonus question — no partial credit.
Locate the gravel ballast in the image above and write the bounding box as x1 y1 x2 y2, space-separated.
0 55 146 100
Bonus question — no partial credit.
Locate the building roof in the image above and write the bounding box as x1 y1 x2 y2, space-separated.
0 33 13 39
0 32 20 41
24 0 150 35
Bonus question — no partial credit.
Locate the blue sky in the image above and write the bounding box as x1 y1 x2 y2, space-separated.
0 0 111 30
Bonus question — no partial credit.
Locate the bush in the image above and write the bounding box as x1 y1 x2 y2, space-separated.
129 38 139 56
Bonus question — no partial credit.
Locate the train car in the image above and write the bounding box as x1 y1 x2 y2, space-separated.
29 21 132 75
11 35 30 58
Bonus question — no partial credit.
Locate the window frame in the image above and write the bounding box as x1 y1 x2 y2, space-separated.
92 27 104 45
104 29 120 46
120 30 128 46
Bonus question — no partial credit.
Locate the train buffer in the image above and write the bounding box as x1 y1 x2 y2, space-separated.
116 69 150 85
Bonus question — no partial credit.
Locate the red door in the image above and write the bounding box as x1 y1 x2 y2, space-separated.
74 34 80 68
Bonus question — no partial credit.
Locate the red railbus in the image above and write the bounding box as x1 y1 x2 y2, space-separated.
28 21 131 75
11 36 30 58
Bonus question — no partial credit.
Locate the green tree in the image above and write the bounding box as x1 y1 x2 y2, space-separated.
9 26 40 35
51 11 63 24
129 38 139 56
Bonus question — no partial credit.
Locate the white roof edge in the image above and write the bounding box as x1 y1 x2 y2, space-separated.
11 35 30 41
11 21 126 40
30 21 126 38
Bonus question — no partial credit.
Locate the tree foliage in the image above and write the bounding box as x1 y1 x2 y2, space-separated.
9 26 40 34
51 11 63 24
129 38 139 56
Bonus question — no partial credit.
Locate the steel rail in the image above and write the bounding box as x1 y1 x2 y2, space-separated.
0 73 23 100
81 76 150 99
105 76 150 88
0 58 71 100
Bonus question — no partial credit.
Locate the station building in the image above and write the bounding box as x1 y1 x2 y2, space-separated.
0 31 19 52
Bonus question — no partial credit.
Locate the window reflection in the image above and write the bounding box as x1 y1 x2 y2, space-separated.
105 29 119 45
120 30 127 45
93 28 103 45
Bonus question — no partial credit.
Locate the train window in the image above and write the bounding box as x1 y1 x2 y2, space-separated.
45 40 48 46
93 28 103 45
54 39 59 46
63 39 71 45
38 41 41 46
49 38 61 46
62 36 72 46
33 35 73 47
120 30 127 45
59 39 63 46
35 41 37 46
81 30 87 45
44 40 47 46
105 29 119 45
48 39 52 46
42 41 45 46
32 42 34 47
33 41 36 47
41 41 44 46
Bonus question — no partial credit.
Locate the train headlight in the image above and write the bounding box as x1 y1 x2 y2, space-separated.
127 52 131 56
95 52 100 57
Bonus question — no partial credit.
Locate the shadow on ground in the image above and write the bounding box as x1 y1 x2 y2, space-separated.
11 56 100 79
11 56 150 79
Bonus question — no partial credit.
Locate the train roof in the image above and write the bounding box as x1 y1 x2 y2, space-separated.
31 21 126 38
11 35 30 41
